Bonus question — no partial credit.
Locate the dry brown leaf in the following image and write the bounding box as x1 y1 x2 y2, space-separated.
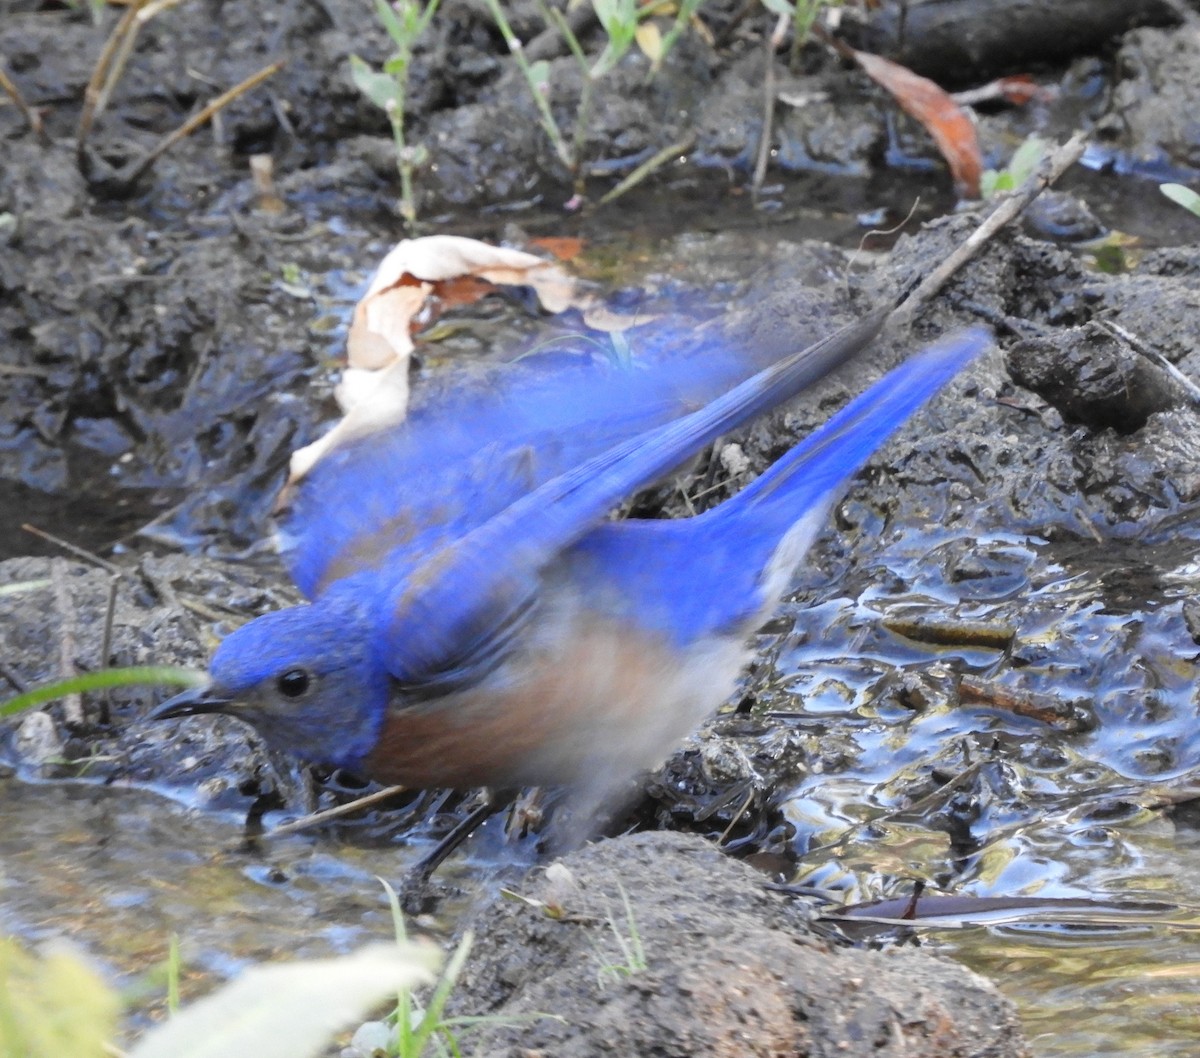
288 235 648 483
850 48 982 199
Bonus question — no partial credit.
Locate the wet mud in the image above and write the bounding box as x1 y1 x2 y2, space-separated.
6 1 1200 1055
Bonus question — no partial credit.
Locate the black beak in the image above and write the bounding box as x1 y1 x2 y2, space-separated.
147 683 234 721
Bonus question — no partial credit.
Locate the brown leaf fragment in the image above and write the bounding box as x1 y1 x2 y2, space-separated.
849 48 983 198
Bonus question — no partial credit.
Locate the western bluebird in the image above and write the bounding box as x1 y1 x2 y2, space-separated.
151 316 989 819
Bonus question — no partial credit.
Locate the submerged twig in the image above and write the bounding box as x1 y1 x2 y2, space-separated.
957 673 1094 733
264 784 409 839
883 615 1015 651
597 132 696 206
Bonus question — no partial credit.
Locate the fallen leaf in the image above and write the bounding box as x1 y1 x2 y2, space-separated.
635 21 663 63
289 235 650 483
528 235 586 261
849 48 982 199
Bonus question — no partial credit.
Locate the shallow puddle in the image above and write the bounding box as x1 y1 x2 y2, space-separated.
769 518 1200 1055
0 777 439 1025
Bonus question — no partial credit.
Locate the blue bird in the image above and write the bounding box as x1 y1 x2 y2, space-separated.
151 318 989 817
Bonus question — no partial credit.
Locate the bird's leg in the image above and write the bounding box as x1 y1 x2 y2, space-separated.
400 788 517 913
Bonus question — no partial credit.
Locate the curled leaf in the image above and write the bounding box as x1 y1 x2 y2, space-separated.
289 235 648 481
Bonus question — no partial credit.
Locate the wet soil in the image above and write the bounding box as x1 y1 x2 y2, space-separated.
7 1 1200 1055
450 831 1029 1058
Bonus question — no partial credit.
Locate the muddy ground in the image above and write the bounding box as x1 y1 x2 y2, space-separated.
7 1 1200 1054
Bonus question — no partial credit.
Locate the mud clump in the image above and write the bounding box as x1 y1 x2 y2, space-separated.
450 831 1030 1058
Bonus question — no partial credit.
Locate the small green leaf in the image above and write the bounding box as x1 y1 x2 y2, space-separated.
759 0 796 16
373 0 408 48
383 55 410 78
1006 135 1047 186
349 54 401 112
528 59 551 92
1161 182 1200 219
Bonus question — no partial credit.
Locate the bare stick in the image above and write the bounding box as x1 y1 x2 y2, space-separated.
750 12 788 201
96 573 122 725
0 64 48 143
84 0 186 150
51 559 84 726
77 0 143 153
120 60 285 186
1096 318 1200 406
265 784 409 839
597 132 696 206
891 130 1089 327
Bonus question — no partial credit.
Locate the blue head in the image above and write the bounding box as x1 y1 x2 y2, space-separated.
150 595 391 772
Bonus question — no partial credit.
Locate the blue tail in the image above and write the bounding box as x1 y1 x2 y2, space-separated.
565 328 991 645
724 326 988 520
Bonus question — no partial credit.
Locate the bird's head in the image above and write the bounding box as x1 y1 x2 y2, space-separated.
149 597 391 772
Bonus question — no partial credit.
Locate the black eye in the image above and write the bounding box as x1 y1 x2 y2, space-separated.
276 668 311 699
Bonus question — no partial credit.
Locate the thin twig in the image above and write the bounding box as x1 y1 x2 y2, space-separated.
751 12 789 201
78 0 187 160
597 132 696 206
77 0 143 152
891 130 1089 327
791 762 985 864
51 558 84 726
265 784 409 839
119 60 285 187
717 786 756 845
0 659 28 695
98 573 121 725
22 523 121 575
0 64 48 143
1096 318 1200 406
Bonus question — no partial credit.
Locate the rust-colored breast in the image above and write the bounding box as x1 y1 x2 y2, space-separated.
361 615 744 790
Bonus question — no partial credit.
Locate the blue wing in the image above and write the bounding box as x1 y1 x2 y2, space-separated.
278 308 888 599
370 320 981 690
563 327 992 645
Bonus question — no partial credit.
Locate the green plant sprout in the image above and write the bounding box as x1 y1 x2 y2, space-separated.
486 0 705 188
982 135 1047 198
0 666 203 720
593 882 647 987
166 934 182 1018
759 0 844 57
483 0 576 172
365 879 561 1058
350 0 442 225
